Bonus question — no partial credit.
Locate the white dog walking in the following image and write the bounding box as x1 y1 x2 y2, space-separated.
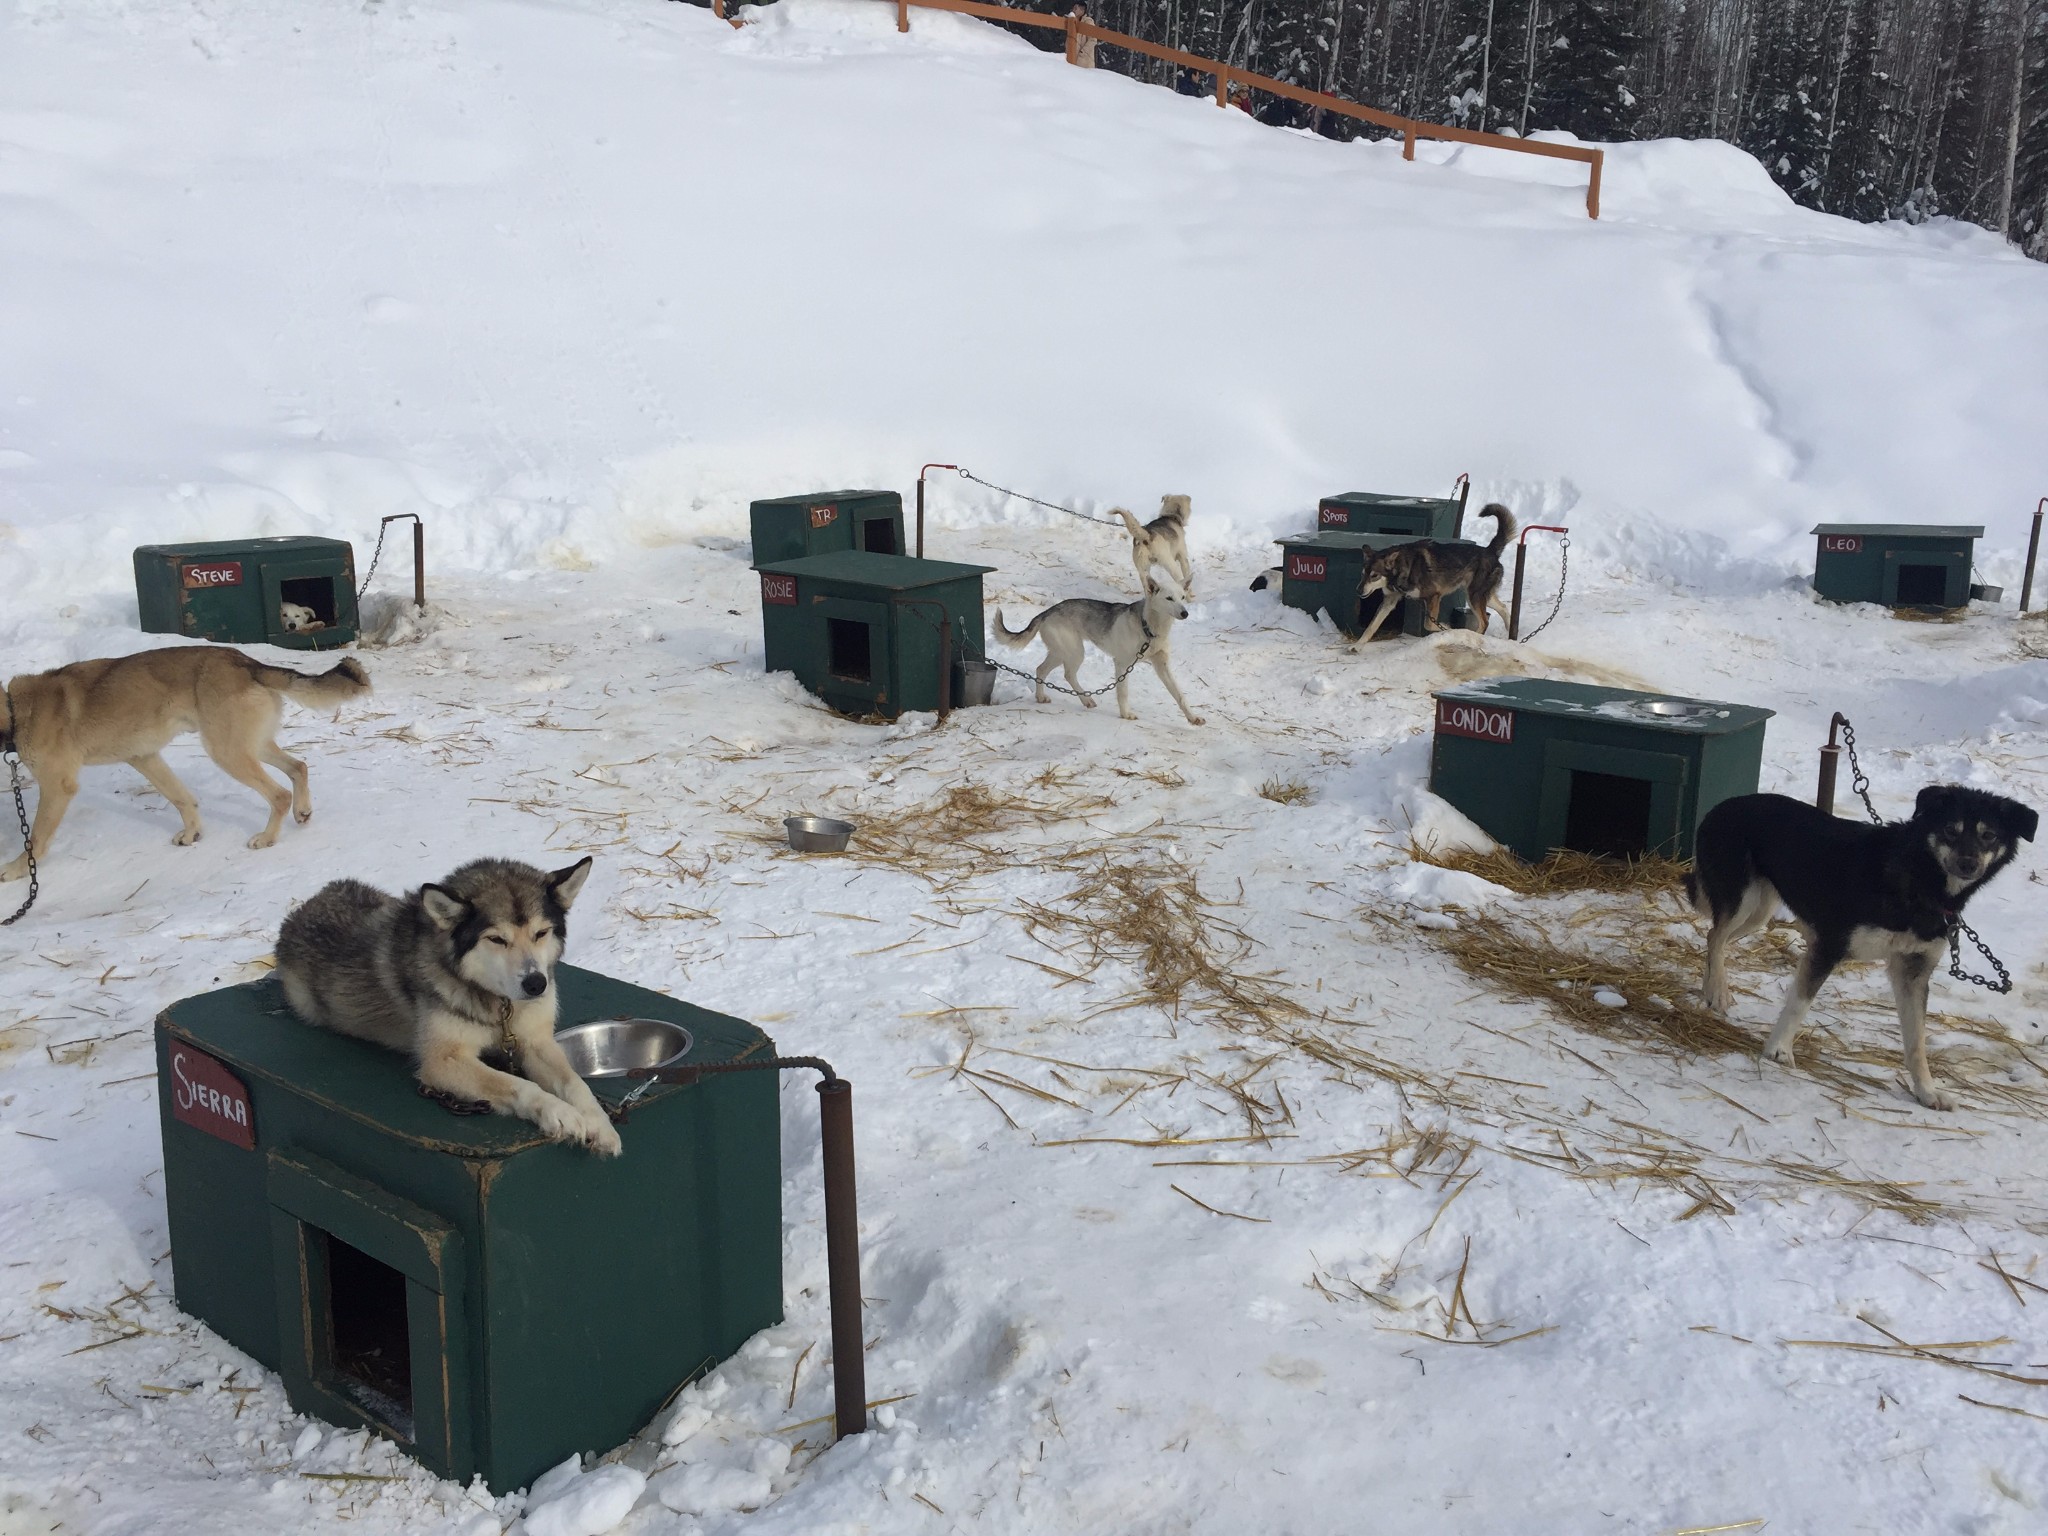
993 575 1205 725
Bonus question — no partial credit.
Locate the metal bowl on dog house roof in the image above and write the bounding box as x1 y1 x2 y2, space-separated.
1274 530 1475 640
153 966 782 1493
134 537 360 649
748 490 907 567
1315 490 1467 540
756 550 993 719
1811 524 1983 611
1429 678 1772 862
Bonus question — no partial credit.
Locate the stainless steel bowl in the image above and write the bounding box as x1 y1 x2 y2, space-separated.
1636 699 1719 718
553 1017 693 1079
785 815 856 853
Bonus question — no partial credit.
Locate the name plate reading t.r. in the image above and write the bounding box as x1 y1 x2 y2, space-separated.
169 1042 256 1150
807 503 840 530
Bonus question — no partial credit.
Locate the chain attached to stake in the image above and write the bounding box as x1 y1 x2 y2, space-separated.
1821 711 2012 994
3 683 37 926
949 467 1121 528
357 513 427 608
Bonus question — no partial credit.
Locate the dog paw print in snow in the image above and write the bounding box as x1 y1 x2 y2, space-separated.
1304 674 1334 695
521 1455 646 1536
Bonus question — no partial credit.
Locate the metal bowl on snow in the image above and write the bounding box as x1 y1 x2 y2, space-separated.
785 815 856 853
554 1017 693 1079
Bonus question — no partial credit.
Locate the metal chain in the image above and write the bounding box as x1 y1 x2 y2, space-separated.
355 518 393 600
1834 713 2011 992
1516 536 1570 642
3 746 37 926
952 468 1121 528
1837 717 1883 825
1949 919 2013 994
983 641 1153 700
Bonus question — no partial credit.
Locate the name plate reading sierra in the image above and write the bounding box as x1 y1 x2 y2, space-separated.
1436 699 1515 743
169 1041 256 1150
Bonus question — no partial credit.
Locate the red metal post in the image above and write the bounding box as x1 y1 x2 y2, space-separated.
1507 523 1568 641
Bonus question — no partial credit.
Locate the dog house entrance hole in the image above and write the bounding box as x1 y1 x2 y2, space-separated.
860 520 897 556
1894 563 1946 607
826 618 874 682
280 575 340 627
323 1232 415 1440
1563 770 1654 859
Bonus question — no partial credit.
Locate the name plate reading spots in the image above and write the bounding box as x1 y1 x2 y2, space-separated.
1820 535 1863 554
761 573 798 606
807 503 839 530
169 1043 255 1150
182 561 244 590
1287 553 1328 582
1317 505 1351 528
1436 699 1515 744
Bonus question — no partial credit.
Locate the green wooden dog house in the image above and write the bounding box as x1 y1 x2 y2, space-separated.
1811 524 1982 610
1315 490 1467 540
135 537 360 649
748 490 906 568
1275 531 1475 641
155 968 781 1493
1428 678 1772 862
756 550 992 719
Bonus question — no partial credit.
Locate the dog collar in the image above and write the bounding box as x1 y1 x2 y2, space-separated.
1140 615 1155 642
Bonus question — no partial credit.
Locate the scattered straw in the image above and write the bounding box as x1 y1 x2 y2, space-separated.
1410 839 1687 897
1257 775 1313 807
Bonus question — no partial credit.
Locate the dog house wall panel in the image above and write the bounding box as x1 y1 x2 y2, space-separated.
755 550 994 718
1315 492 1465 540
134 536 360 649
1275 531 1474 640
748 490 907 568
1810 524 1982 610
1428 678 1772 863
156 967 782 1493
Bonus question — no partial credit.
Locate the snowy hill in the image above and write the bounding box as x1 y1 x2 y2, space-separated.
3 2 2048 1533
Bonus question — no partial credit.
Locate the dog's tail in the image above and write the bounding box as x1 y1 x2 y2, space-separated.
1111 507 1145 538
1477 503 1517 557
1249 567 1282 592
992 608 1045 648
255 656 372 709
1681 869 1703 914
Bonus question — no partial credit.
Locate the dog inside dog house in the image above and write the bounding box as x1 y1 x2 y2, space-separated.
755 549 993 718
1429 678 1772 862
1810 523 1983 611
134 536 361 649
1274 530 1475 639
153 968 782 1492
748 489 907 567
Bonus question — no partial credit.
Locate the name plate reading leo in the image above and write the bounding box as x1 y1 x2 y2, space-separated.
1287 553 1328 581
1819 535 1862 554
1436 699 1515 744
807 503 840 529
182 561 244 590
169 1042 255 1150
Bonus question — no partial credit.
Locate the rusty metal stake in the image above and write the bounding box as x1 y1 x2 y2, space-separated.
1453 472 1470 534
1817 713 1845 815
374 513 427 611
915 464 958 560
1505 523 1568 640
625 1056 867 1441
2022 497 2045 614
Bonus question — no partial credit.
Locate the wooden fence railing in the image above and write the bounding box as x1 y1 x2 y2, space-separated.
710 0 1603 218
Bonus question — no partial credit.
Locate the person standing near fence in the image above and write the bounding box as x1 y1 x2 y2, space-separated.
1068 5 1097 68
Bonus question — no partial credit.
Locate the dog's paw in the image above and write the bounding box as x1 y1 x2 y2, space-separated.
172 828 201 847
1186 714 1206 727
246 830 278 850
1082 697 1098 710
1763 1044 1796 1068
294 807 313 825
1911 1081 1957 1112
530 1096 584 1142
582 1112 624 1157
0 857 26 883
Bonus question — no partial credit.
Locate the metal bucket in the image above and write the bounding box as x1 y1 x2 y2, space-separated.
958 659 997 708
785 815 856 853
554 1017 694 1078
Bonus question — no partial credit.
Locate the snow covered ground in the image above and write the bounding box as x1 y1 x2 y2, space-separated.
4 1 2048 1533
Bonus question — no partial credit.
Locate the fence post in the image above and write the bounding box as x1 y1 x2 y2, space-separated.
1065 10 1078 64
1586 149 1603 220
1402 126 1416 160
1216 66 1229 108
897 0 908 33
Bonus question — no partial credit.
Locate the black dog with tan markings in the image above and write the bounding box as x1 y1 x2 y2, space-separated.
1686 786 2036 1110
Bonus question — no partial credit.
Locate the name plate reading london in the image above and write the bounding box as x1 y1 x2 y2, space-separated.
1436 699 1515 744
169 1042 256 1150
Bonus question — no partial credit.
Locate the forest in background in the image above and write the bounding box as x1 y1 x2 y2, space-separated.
980 1 2048 255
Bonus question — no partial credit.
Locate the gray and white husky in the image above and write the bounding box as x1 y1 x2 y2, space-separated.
993 574 1205 725
275 856 621 1155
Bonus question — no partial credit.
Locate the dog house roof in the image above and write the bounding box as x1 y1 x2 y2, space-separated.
1809 523 1983 539
1273 531 1473 551
136 536 351 559
1434 676 1773 735
750 488 896 507
753 551 995 588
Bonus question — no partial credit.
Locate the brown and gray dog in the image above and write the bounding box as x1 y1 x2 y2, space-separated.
1 646 370 880
276 856 621 1154
1114 494 1196 595
1349 503 1518 647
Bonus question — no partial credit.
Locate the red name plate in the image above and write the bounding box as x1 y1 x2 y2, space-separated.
1436 699 1515 743
1819 535 1862 554
1287 553 1327 581
761 572 798 605
168 1042 255 1149
182 561 243 589
808 503 839 529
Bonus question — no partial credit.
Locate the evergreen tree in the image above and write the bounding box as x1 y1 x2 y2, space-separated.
1749 0 1830 201
2016 1 2048 254
1531 0 1641 138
